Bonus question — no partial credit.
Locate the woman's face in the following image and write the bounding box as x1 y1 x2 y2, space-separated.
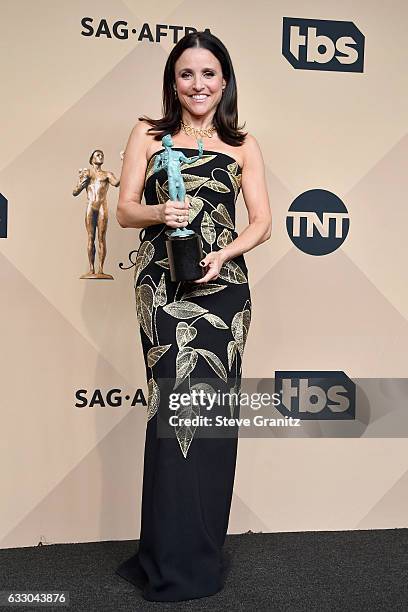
174 47 226 119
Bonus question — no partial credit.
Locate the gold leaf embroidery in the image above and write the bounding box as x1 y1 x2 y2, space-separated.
174 392 199 458
174 346 198 389
155 258 170 269
201 211 216 246
217 229 233 248
205 179 230 193
191 382 218 414
196 348 227 381
145 156 156 183
211 203 235 229
165 174 208 192
163 301 208 319
231 308 251 356
242 308 251 352
227 162 242 199
218 260 247 284
229 383 241 418
147 377 160 421
176 322 197 348
153 272 167 307
191 381 217 398
135 283 154 342
188 196 204 223
147 344 172 368
174 382 218 458
180 283 226 300
231 312 244 347
134 241 155 287
227 340 238 371
203 313 229 329
227 161 239 174
230 176 241 198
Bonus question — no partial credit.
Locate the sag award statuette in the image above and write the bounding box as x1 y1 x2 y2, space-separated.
72 149 120 279
153 134 205 282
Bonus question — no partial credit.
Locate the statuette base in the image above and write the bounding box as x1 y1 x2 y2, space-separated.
80 272 114 280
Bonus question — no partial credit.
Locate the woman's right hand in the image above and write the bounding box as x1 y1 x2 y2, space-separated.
159 198 190 228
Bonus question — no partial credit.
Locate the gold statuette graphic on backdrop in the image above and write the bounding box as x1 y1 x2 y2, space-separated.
72 149 120 279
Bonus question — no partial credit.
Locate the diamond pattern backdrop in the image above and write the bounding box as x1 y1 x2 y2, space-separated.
1 0 407 548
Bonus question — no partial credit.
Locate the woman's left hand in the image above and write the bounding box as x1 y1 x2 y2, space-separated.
192 250 227 283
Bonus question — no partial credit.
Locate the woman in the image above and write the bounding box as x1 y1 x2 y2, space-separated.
115 31 271 602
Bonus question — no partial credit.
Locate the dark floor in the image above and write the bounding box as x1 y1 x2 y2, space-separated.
1 529 407 611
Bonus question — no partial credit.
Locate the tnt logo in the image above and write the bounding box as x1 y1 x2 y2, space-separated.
286 189 349 255
275 371 355 420
0 194 7 238
282 17 365 72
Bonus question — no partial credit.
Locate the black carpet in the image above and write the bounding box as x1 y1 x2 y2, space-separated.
1 529 407 611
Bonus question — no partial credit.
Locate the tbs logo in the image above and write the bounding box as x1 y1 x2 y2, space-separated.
282 17 365 72
286 189 349 256
275 371 355 420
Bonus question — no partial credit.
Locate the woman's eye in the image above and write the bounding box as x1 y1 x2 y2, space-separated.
180 71 215 78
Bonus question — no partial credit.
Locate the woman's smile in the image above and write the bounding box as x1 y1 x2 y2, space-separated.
190 94 209 103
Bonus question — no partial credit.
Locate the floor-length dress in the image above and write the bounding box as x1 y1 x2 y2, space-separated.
116 147 252 602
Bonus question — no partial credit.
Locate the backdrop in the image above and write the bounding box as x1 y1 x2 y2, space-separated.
1 0 408 548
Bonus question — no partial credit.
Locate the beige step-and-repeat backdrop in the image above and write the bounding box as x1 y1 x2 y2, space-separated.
1 1 408 548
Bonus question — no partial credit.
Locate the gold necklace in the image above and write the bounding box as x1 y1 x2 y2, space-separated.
181 120 216 139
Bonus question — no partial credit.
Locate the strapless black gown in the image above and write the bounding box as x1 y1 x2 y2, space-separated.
116 148 252 602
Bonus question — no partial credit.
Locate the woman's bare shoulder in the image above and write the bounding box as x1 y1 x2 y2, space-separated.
128 118 153 144
125 119 158 163
242 133 260 152
135 118 165 161
241 133 263 168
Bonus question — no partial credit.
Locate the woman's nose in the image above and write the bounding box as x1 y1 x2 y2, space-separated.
192 77 204 90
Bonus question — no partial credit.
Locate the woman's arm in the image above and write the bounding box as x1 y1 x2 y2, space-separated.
192 134 271 284
220 134 271 263
116 122 165 229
